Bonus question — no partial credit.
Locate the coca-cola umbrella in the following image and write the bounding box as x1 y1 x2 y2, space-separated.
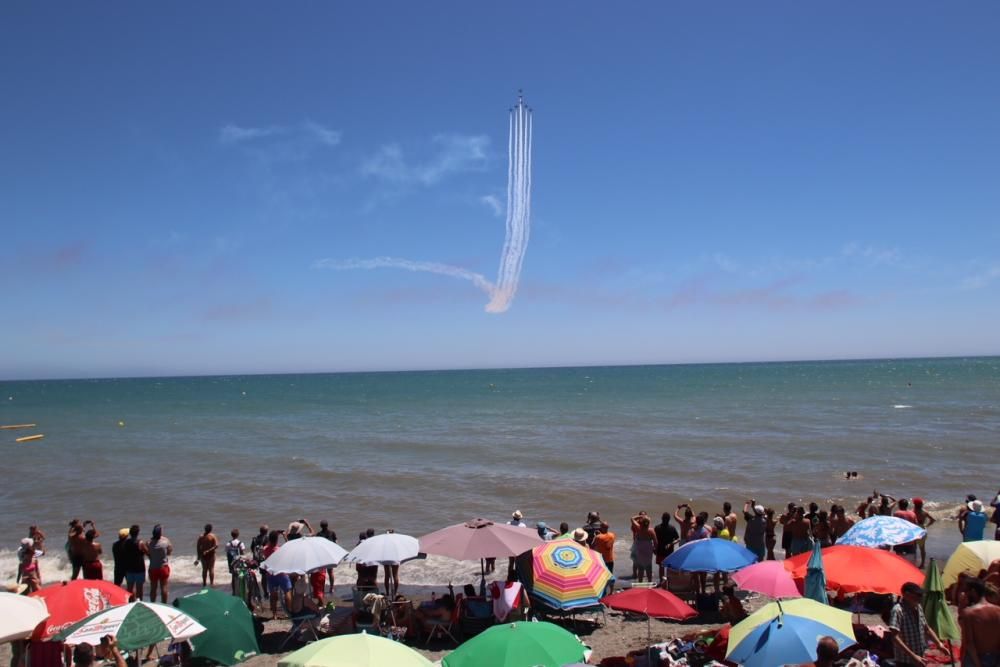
30 580 130 642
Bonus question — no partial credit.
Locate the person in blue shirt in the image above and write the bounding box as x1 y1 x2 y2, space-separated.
961 499 988 542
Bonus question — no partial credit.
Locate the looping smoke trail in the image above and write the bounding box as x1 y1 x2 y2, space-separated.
319 93 532 314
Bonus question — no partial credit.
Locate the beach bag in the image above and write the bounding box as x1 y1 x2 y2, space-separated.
226 539 244 570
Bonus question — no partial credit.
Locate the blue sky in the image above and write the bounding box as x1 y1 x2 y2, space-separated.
2 3 998 379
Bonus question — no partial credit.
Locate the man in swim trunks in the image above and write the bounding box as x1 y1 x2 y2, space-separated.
959 578 1000 667
123 525 147 600
196 524 219 587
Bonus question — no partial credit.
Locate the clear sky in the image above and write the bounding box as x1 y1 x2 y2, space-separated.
2 3 999 379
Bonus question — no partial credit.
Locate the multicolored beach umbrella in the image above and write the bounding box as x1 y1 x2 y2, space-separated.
836 515 926 548
518 538 610 610
726 598 855 667
56 601 206 652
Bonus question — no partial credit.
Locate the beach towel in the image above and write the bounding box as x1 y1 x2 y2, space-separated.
490 580 523 622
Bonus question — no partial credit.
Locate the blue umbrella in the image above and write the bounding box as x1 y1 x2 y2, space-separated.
804 542 828 604
727 599 855 667
663 538 757 573
836 516 925 548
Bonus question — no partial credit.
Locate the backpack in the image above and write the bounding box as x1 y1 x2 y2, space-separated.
226 539 244 567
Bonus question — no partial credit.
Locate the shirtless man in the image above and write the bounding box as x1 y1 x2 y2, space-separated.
829 505 855 543
195 524 219 587
959 578 1000 667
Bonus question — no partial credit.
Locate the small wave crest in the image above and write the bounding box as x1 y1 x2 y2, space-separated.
893 404 913 409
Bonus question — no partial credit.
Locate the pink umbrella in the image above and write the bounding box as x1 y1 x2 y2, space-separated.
419 518 543 593
730 560 802 599
419 518 543 560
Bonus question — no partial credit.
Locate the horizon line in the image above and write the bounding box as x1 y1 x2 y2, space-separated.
2 353 997 383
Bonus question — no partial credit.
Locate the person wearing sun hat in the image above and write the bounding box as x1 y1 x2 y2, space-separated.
963 499 988 542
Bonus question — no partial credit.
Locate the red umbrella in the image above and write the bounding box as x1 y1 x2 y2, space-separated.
30 580 131 641
600 587 697 638
784 545 924 595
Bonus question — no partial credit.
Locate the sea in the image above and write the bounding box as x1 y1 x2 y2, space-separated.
1 356 998 591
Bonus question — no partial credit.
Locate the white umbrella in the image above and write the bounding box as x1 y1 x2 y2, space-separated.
344 533 421 565
260 536 349 574
0 592 48 643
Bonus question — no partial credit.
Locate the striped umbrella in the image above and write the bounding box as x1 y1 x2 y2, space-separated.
518 539 610 610
57 601 206 652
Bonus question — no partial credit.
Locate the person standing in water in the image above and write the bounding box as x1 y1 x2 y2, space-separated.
147 525 173 602
195 524 219 587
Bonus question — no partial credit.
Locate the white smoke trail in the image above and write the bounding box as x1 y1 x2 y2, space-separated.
319 93 532 314
313 257 494 295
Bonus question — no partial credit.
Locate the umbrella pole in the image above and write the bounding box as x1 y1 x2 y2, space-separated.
647 613 651 642
480 558 486 597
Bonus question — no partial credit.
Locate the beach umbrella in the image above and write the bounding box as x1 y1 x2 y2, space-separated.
516 539 611 610
726 598 855 667
731 561 801 599
419 518 542 561
343 533 421 565
942 540 1000 587
56 601 206 652
278 633 432 667
0 593 48 643
663 538 757 573
785 545 923 595
175 589 259 666
803 542 828 604
419 518 543 593
30 580 131 641
260 536 348 574
600 588 696 639
923 559 959 642
836 515 926 548
441 621 587 667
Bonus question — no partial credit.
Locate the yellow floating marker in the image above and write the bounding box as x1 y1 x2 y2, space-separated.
1 424 36 430
16 434 44 443
118 420 126 427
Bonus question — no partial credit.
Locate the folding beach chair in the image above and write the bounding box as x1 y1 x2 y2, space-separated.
459 596 494 637
424 595 461 646
278 592 321 650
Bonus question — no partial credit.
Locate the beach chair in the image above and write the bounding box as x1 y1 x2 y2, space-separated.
278 592 321 650
459 596 494 637
424 596 461 646
351 589 384 635
665 569 697 603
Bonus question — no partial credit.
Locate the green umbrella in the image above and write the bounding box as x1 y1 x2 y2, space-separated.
441 621 587 667
278 633 432 667
922 559 959 642
176 589 259 666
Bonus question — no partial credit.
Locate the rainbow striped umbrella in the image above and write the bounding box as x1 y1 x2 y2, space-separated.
518 538 610 610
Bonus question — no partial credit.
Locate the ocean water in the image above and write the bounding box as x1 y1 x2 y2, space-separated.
1 357 998 588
